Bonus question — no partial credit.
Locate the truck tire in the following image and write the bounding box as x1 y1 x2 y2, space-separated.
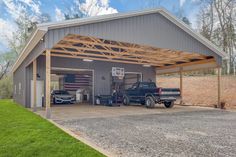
145 96 155 108
164 101 174 108
123 95 130 106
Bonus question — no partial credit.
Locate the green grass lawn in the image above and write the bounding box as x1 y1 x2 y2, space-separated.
0 99 105 157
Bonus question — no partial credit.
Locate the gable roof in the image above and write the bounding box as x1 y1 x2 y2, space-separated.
12 8 228 73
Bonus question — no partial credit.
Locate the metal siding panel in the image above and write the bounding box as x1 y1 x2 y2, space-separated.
13 63 26 106
13 41 45 106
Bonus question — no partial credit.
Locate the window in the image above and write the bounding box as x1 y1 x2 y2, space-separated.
140 82 156 89
53 90 69 95
131 83 138 89
149 83 156 88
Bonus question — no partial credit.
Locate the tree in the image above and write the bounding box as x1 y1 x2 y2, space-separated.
0 1 51 80
8 10 51 55
0 76 13 99
197 0 236 74
182 17 191 25
63 0 85 20
0 51 17 80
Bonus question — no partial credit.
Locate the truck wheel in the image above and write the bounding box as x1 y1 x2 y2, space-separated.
123 95 130 106
164 101 174 108
146 96 155 108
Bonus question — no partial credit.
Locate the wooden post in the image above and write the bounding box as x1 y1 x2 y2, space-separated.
45 49 51 118
33 59 37 112
217 67 221 108
180 67 183 105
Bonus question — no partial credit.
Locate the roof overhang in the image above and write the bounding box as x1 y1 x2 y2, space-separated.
11 28 47 73
12 8 228 73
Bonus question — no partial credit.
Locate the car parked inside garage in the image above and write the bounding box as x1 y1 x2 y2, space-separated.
51 90 75 104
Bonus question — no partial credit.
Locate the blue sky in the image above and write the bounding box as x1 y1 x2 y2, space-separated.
38 0 201 22
0 0 202 53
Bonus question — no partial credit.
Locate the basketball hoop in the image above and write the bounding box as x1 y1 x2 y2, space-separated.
112 67 124 78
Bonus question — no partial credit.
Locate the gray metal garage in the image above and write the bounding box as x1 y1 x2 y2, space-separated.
12 8 227 118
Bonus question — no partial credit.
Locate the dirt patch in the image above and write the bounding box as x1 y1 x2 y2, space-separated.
157 75 236 108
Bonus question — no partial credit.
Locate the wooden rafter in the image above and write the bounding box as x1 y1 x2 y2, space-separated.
52 45 190 65
50 34 216 68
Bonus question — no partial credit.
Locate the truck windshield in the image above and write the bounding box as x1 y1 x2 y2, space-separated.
54 90 69 95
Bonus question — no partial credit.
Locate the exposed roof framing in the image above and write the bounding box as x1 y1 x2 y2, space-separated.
49 34 215 68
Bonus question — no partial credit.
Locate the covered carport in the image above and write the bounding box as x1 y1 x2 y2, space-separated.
12 8 227 119
40 33 221 118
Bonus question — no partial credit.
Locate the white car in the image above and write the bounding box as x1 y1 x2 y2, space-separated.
51 90 75 104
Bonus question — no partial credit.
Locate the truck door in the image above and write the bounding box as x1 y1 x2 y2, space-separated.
128 82 139 101
140 82 156 96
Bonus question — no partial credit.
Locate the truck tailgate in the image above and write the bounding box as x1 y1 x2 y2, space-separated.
159 88 181 100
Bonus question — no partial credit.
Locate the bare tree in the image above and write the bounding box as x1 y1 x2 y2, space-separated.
197 0 236 74
0 51 16 79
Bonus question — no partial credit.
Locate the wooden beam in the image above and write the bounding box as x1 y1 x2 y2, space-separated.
54 44 190 62
33 59 37 112
217 67 221 108
55 42 206 61
49 53 163 67
155 65 217 75
64 34 207 59
45 49 51 119
156 58 216 70
50 49 177 66
54 42 207 65
180 67 183 105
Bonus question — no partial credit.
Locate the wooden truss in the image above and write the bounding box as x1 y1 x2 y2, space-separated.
49 34 215 68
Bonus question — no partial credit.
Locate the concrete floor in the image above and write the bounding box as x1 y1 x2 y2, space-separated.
36 103 212 121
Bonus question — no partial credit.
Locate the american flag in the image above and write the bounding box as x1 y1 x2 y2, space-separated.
64 74 92 91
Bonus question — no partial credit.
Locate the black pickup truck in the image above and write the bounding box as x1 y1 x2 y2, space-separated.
123 82 181 108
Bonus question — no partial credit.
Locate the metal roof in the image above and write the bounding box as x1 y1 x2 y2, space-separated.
12 8 228 73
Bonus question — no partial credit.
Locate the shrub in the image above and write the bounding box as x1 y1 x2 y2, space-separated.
0 76 13 99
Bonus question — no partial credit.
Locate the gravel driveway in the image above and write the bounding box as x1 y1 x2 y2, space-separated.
57 108 236 157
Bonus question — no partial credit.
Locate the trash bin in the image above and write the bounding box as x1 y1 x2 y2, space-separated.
83 89 90 102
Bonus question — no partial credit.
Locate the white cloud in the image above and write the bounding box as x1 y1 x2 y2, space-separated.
180 0 186 7
0 18 16 47
0 0 42 51
55 7 65 21
19 0 41 14
100 0 109 7
79 0 118 17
